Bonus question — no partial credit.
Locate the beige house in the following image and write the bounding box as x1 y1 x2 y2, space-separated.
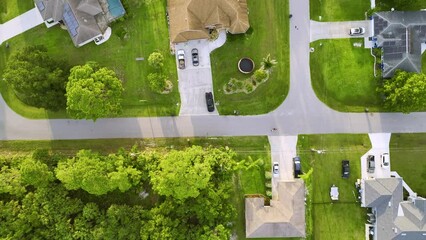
167 0 250 43
245 180 306 238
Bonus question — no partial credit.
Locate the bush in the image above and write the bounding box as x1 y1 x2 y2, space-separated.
265 171 272 180
253 69 267 82
245 83 253 93
148 73 166 93
148 52 164 69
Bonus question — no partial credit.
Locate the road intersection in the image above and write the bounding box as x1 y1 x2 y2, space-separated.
1 0 426 140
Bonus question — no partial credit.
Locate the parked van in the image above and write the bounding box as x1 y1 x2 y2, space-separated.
381 153 390 168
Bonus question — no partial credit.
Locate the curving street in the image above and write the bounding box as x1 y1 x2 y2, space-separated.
1 0 426 140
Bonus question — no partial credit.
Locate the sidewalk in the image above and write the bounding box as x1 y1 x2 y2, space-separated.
0 8 44 45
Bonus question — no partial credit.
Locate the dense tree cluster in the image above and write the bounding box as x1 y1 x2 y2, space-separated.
382 70 426 113
0 146 242 239
3 45 68 111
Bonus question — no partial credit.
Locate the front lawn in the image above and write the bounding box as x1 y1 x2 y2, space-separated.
298 134 371 240
0 0 180 118
376 0 426 11
211 0 290 115
0 0 34 23
310 0 370 21
310 39 383 112
390 133 426 197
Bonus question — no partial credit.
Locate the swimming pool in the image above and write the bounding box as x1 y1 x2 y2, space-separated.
107 0 126 19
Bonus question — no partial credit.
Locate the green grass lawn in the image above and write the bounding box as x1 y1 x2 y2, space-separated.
390 133 426 197
298 134 371 240
0 0 180 118
310 39 383 112
310 0 370 21
376 0 426 11
210 0 289 115
0 0 34 23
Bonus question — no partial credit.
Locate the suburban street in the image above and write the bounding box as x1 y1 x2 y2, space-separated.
1 0 426 140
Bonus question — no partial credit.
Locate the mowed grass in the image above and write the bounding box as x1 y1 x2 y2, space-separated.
310 39 383 112
0 0 34 23
298 134 370 240
0 0 180 118
390 133 426 197
310 0 370 21
376 0 426 11
211 0 289 115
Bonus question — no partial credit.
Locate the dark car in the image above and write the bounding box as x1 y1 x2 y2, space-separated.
191 48 199 66
367 155 375 173
205 92 215 112
293 156 302 178
342 160 350 178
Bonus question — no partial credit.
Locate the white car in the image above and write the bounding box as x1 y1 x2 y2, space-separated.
381 153 390 168
349 27 365 36
273 162 279 177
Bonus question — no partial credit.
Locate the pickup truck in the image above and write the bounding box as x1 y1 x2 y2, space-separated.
177 50 185 69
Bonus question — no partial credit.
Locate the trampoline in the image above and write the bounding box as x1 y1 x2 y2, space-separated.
238 58 255 74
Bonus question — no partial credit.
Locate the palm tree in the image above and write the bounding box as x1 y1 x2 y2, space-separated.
261 54 277 69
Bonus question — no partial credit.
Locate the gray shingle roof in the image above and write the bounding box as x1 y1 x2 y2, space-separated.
373 11 426 78
245 180 305 238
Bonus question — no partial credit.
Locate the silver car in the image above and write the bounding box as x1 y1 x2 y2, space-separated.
349 27 365 36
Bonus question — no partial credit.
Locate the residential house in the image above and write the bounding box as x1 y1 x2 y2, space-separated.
245 180 306 238
361 177 426 239
373 11 426 78
167 0 250 43
34 0 125 47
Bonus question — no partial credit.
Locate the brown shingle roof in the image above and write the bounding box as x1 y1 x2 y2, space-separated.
168 0 250 43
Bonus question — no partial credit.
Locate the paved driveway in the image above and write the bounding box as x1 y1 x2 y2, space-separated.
0 8 44 45
269 136 298 200
360 133 391 180
310 20 372 42
175 31 226 116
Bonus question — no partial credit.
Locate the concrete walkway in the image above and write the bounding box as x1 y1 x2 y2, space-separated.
0 8 43 45
310 20 371 42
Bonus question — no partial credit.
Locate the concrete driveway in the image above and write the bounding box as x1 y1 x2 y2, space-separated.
310 20 372 42
269 136 298 200
175 31 226 116
0 8 44 45
360 133 392 180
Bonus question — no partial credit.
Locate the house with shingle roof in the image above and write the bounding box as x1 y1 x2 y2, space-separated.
361 177 426 239
34 0 125 47
167 0 250 43
373 11 426 78
245 180 306 238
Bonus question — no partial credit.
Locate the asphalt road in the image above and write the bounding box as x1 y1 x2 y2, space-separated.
1 0 426 140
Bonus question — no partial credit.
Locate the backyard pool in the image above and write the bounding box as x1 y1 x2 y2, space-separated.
108 0 126 19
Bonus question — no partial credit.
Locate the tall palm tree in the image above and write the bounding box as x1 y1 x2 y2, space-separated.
261 54 277 69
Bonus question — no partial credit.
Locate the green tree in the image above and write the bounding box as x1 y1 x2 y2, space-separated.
0 166 25 195
148 52 164 69
147 72 166 93
66 62 124 120
261 54 277 69
382 71 426 113
56 150 141 195
19 157 54 188
3 45 68 111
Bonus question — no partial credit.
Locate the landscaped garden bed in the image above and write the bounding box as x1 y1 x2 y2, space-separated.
211 0 290 115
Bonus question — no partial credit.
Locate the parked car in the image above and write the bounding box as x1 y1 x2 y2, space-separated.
273 162 279 178
293 156 302 178
205 92 215 112
177 49 185 69
342 160 350 178
367 155 375 173
191 48 199 66
349 27 365 36
381 153 390 168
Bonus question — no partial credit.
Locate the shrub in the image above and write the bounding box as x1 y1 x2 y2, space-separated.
148 52 164 69
245 83 253 93
253 69 267 82
148 73 166 93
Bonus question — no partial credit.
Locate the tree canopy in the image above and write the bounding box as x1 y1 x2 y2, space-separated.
382 71 426 113
3 45 68 111
66 62 124 120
